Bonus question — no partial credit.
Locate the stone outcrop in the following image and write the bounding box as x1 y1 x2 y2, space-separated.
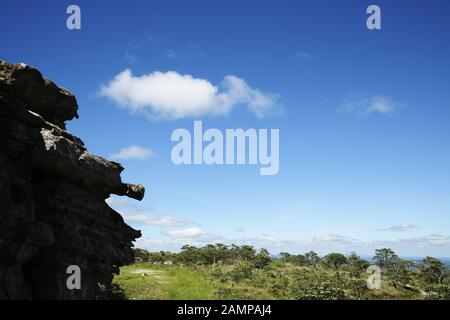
0 61 143 299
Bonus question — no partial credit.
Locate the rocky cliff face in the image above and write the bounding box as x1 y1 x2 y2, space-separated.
0 61 143 300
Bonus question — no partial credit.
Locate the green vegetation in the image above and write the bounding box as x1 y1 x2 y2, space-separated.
113 245 450 300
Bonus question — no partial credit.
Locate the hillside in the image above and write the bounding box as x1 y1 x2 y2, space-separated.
113 245 450 300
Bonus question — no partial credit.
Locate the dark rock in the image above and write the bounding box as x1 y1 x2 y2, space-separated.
0 61 143 300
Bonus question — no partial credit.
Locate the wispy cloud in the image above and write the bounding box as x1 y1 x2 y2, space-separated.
124 35 153 64
124 213 184 226
377 224 420 232
106 197 185 227
164 44 206 61
109 145 154 160
164 49 177 59
338 94 405 117
294 51 314 60
99 70 281 120
165 227 204 240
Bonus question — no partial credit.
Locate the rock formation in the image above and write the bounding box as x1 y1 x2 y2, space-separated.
0 61 143 300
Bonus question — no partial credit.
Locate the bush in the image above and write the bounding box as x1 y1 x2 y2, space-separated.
296 280 347 300
424 284 450 300
229 262 253 281
348 278 369 299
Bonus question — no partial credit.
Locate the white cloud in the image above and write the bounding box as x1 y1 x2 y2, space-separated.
377 224 420 232
123 213 184 226
99 70 281 120
134 229 450 257
105 197 129 208
165 227 204 240
109 145 154 160
338 94 405 117
106 197 185 226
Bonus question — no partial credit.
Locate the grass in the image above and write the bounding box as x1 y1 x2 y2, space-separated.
113 262 429 300
113 263 221 300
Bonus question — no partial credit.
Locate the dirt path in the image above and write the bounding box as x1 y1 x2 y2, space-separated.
131 268 169 283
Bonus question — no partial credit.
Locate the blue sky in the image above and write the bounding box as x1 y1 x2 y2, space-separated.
1 0 450 257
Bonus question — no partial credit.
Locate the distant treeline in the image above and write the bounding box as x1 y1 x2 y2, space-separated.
134 244 449 285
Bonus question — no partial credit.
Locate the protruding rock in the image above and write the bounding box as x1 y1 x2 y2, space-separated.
113 183 146 201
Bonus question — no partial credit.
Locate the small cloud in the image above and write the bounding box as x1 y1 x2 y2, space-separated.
109 145 154 160
377 224 420 232
165 49 177 59
338 94 405 117
125 52 138 64
188 44 206 57
294 51 314 60
99 70 281 120
125 35 153 64
236 227 246 233
165 227 204 240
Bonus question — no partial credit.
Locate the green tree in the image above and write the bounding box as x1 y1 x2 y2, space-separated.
373 248 400 270
177 245 199 265
322 253 348 269
420 257 448 284
252 248 272 269
305 251 321 267
290 255 308 266
133 248 150 261
347 253 370 276
279 252 291 261
239 245 257 262
387 259 413 288
215 243 230 264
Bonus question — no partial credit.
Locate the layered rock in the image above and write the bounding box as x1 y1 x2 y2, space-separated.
0 61 143 299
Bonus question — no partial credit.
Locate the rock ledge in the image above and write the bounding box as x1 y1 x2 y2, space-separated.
0 61 143 300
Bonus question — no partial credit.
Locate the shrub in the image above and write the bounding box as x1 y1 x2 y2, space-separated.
424 284 450 300
229 262 253 281
296 280 347 300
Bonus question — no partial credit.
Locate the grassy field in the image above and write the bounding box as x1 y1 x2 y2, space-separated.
113 262 425 300
113 263 221 300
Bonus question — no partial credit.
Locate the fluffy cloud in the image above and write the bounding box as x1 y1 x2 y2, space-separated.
99 70 280 120
109 145 154 160
338 94 405 117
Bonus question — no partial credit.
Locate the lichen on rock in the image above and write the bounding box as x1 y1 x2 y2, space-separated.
0 61 143 299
